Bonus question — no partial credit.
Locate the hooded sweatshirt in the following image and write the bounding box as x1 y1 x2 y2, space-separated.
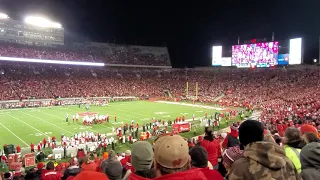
228 141 300 180
300 142 320 180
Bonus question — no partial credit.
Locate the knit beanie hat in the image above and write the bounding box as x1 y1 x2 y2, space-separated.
131 141 153 171
239 120 264 146
189 145 208 168
223 146 243 167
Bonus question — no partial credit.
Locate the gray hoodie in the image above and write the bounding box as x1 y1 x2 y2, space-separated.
300 142 320 180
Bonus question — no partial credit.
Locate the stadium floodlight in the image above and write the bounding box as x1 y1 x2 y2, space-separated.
0 57 104 66
24 16 62 28
314 59 317 63
0 13 9 19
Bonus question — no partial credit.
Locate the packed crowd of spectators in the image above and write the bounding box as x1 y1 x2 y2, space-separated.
3 63 320 179
2 64 320 124
4 119 320 180
0 42 171 66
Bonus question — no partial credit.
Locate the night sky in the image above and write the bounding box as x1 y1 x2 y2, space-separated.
1 0 320 67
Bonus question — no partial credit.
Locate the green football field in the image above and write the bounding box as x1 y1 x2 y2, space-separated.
0 100 237 150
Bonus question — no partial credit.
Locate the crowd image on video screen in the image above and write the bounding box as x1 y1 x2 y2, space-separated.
232 42 279 67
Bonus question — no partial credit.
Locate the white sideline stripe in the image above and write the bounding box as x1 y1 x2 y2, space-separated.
0 122 29 147
7 114 50 138
155 101 226 111
20 111 74 135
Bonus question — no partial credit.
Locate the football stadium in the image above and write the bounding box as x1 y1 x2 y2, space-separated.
0 2 319 180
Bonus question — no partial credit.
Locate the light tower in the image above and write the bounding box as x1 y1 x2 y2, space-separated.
24 16 62 28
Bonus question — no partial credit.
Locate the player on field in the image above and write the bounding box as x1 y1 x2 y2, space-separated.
72 115 75 123
131 119 134 124
114 116 117 122
66 113 69 123
76 113 79 123
30 143 35 153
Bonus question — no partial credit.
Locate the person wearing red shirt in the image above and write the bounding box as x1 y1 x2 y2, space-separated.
114 116 117 122
37 144 41 152
146 131 150 139
200 127 221 170
52 136 56 146
43 138 47 148
81 158 97 172
277 123 284 137
41 161 62 180
136 124 139 129
222 124 240 149
30 143 35 152
16 145 21 153
120 150 133 172
1 154 7 168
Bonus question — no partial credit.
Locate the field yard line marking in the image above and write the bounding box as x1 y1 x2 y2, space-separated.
20 111 74 135
0 122 29 147
6 114 50 138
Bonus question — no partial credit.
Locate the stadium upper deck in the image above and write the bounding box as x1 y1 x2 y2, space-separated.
0 41 171 66
0 16 171 67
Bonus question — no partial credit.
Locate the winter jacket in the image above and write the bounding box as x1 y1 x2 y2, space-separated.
228 141 300 180
200 136 221 166
41 170 63 180
300 142 320 180
129 167 223 180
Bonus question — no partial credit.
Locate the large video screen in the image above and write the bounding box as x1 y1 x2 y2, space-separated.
232 42 279 67
278 54 289 65
289 38 302 65
212 46 222 66
221 57 232 66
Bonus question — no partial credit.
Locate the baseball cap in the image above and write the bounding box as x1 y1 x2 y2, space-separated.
154 134 189 168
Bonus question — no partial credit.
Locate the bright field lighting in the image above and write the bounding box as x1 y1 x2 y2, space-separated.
0 57 104 66
0 13 9 19
24 16 62 28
